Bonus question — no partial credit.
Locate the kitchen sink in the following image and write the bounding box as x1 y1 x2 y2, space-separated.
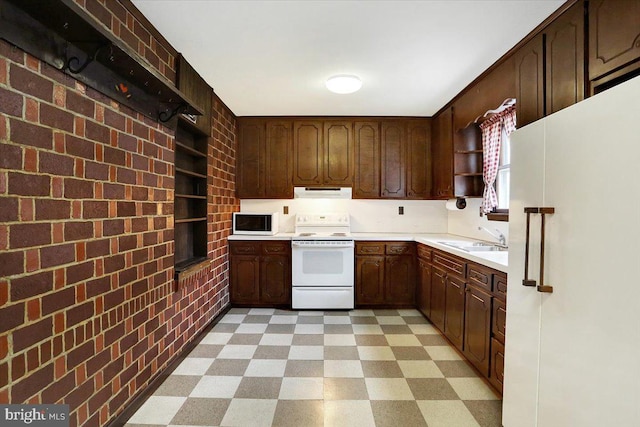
438 241 508 252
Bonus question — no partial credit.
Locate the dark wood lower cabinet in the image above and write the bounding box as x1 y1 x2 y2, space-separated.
443 274 465 350
229 241 291 307
489 338 505 393
416 258 432 318
429 266 447 332
463 285 492 377
356 255 385 305
386 255 416 305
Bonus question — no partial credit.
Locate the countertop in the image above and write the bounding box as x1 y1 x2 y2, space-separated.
229 232 508 273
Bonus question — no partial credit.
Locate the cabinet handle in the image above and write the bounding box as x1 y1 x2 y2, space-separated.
522 207 555 293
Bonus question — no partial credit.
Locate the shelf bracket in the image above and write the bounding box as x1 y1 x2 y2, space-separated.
159 103 189 123
65 42 110 74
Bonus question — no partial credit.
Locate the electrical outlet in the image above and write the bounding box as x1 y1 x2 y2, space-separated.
283 206 289 215
399 206 404 215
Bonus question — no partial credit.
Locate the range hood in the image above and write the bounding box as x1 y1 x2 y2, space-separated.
294 187 352 199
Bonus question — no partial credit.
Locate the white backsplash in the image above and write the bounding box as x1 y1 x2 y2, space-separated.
447 198 510 244
240 199 448 233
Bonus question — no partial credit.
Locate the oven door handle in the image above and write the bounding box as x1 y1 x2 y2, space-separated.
291 241 354 249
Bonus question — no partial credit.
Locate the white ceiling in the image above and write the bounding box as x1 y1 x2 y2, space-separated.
132 0 565 117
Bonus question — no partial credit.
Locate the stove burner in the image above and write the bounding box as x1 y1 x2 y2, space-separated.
332 232 347 236
298 232 316 237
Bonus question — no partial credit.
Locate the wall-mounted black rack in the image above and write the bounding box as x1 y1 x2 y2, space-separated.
0 0 203 123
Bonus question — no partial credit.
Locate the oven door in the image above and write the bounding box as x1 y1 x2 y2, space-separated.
291 240 354 287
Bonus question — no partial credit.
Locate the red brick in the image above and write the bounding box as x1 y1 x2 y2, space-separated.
85 120 110 143
39 151 74 176
25 249 39 272
117 201 136 217
13 316 52 352
76 241 86 261
85 161 109 180
0 87 24 117
40 243 75 268
85 0 111 28
9 222 51 248
10 64 53 102
66 89 95 117
0 143 22 170
86 276 110 299
10 270 52 301
40 103 74 132
11 353 26 381
66 260 94 285
117 132 137 152
52 222 64 244
64 221 93 241
75 116 85 137
0 302 24 332
0 57 6 84
86 239 110 259
12 362 54 403
64 178 94 199
65 135 95 160
116 167 136 184
0 196 19 222
26 299 40 321
52 84 65 107
104 146 126 166
24 98 38 122
7 171 50 196
42 287 75 316
67 301 94 327
34 198 70 220
103 183 125 199
104 108 126 131
104 254 125 274
103 219 124 236
42 368 75 403
23 147 37 172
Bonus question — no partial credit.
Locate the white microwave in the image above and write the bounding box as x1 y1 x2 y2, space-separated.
232 212 279 235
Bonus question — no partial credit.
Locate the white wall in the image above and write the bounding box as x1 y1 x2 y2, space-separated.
446 198 509 244
240 199 448 233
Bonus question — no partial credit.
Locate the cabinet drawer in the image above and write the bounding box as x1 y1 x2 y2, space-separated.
432 251 466 277
356 242 385 255
386 242 415 255
467 263 492 292
417 244 432 261
262 242 290 255
493 273 507 299
492 298 506 343
230 241 260 255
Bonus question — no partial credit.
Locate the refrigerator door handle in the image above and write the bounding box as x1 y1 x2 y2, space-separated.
523 207 555 293
537 207 555 293
522 208 538 287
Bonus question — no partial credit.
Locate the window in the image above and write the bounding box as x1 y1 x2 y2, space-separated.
495 128 510 210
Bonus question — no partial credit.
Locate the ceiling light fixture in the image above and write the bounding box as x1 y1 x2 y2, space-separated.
325 74 362 94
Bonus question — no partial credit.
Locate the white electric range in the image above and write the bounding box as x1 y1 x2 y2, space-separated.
291 213 354 310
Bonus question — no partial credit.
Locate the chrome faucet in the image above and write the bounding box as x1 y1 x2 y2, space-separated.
478 226 507 247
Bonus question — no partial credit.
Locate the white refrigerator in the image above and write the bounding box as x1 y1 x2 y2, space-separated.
503 75 640 426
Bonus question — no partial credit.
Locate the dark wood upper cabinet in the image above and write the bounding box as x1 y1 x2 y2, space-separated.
265 121 293 198
324 121 354 186
381 121 406 198
353 121 381 199
293 121 323 186
545 0 585 115
431 107 454 199
589 0 640 81
406 120 432 199
237 119 265 198
515 33 545 127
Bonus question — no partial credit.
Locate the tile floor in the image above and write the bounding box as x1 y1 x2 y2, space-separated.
124 308 502 427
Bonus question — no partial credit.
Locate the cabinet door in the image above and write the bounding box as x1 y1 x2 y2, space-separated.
260 255 291 305
463 286 492 377
431 107 454 199
515 33 545 127
265 121 293 198
324 121 353 186
417 259 432 318
444 275 465 350
489 338 505 393
545 1 585 115
381 121 406 198
237 119 265 198
293 121 323 186
356 256 385 305
385 255 416 306
406 120 432 199
430 267 447 332
589 0 640 81
353 121 380 198
230 255 260 304
492 297 507 344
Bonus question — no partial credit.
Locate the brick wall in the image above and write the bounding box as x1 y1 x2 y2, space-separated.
0 2 238 426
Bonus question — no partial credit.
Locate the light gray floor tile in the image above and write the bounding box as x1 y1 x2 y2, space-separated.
169 397 230 426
